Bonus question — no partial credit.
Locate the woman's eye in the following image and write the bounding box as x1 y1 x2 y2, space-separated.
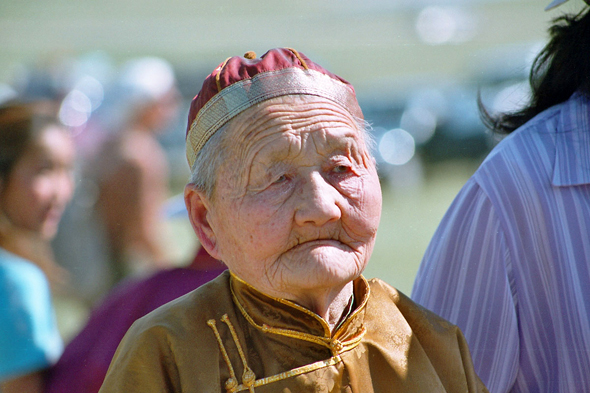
273 174 288 184
36 161 54 174
333 165 350 174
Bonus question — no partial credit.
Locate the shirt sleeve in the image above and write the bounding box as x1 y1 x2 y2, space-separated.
411 179 519 393
0 259 63 381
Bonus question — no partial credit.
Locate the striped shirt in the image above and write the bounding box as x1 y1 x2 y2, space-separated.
412 91 590 392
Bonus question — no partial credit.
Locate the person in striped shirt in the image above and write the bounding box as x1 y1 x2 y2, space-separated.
412 1 590 392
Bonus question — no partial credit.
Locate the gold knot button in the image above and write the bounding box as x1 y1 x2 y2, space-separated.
330 339 343 353
242 368 256 387
244 51 257 59
225 377 238 392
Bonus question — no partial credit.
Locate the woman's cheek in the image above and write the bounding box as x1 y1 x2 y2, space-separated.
333 176 364 198
31 176 54 205
350 178 381 232
255 182 296 215
241 194 291 235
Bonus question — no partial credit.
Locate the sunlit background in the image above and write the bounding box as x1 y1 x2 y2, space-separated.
1 0 577 335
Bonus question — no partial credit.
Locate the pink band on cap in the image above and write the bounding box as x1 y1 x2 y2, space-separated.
185 48 362 168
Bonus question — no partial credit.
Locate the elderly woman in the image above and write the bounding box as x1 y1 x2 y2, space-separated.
99 48 487 392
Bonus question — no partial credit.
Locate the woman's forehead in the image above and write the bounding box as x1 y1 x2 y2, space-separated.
227 96 360 148
233 123 362 175
237 95 356 129
259 127 360 162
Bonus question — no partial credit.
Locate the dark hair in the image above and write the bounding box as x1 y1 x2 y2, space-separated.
481 6 590 134
0 101 61 181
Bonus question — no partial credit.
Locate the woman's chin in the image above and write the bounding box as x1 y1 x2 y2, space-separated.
39 222 59 240
283 251 365 289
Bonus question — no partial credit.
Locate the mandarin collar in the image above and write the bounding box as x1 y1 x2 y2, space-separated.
229 272 369 356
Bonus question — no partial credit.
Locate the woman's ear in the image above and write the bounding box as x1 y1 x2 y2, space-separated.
184 184 221 260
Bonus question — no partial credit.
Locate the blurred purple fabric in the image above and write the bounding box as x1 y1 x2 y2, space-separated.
45 247 225 393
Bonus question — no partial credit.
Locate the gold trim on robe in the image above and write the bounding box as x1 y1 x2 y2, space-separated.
99 270 488 392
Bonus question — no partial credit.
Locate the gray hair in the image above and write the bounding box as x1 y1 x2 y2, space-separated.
188 114 374 200
188 122 230 199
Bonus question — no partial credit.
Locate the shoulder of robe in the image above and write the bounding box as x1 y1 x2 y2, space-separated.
100 271 233 393
124 270 233 339
366 277 458 337
366 278 489 393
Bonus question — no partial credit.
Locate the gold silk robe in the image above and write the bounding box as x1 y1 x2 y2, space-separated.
99 271 487 392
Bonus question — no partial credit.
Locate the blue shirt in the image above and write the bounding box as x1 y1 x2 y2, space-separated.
0 248 63 381
412 92 590 392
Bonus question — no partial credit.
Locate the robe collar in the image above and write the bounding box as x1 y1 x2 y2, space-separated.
229 272 369 356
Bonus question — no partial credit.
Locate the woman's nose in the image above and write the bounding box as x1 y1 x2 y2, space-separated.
294 172 342 227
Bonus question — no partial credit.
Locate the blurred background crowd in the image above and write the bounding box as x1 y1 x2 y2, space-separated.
0 0 564 361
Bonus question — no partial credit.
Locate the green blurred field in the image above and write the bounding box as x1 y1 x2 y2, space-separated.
366 159 479 294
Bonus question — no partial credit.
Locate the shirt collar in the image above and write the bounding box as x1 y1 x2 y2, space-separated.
552 91 590 187
229 272 369 356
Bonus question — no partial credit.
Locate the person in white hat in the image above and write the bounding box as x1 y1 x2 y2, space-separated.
413 2 590 392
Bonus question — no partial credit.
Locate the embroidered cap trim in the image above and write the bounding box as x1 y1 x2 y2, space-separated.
186 67 363 168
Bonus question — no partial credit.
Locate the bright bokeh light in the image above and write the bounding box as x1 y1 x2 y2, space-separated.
407 87 448 120
416 7 456 44
400 106 437 145
59 89 92 127
415 6 476 45
74 76 104 112
379 128 416 166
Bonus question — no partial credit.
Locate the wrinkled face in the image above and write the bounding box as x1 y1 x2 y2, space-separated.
0 125 75 240
199 95 382 299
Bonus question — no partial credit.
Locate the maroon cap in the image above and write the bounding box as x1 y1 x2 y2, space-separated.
185 48 362 167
